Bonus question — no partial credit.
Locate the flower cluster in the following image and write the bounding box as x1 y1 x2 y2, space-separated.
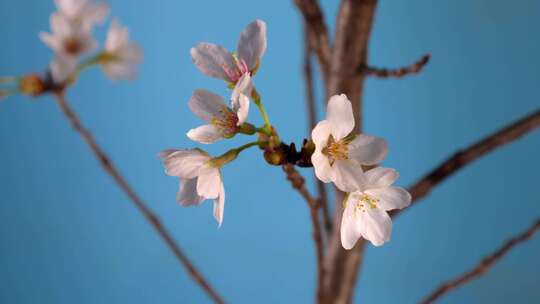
40 0 142 84
311 95 411 248
1 0 142 99
160 20 266 226
160 19 411 249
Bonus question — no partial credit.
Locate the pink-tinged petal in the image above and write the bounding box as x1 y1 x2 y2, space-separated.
50 13 71 37
177 178 204 206
237 19 267 71
159 149 209 178
187 124 223 144
105 18 128 52
188 89 228 122
348 134 388 166
81 2 109 30
366 187 411 211
117 44 143 63
190 43 235 81
326 94 354 140
312 150 334 183
332 159 366 192
213 181 226 226
341 195 362 250
363 167 398 189
359 208 392 246
196 166 221 199
311 120 332 148
55 0 86 19
103 62 137 81
49 56 77 84
40 32 62 54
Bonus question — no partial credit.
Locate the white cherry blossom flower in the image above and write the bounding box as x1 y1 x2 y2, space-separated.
40 13 98 58
101 19 143 80
187 73 252 144
159 148 226 226
311 94 388 192
190 20 266 84
341 167 411 249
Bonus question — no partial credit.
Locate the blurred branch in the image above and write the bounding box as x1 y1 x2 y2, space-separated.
359 54 431 78
282 164 324 303
294 0 332 84
391 108 540 218
421 218 540 304
53 92 225 304
302 23 331 234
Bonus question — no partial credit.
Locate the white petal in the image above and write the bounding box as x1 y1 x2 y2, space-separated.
326 94 355 140
231 73 252 108
40 32 62 53
188 89 228 122
360 208 392 246
231 73 252 126
332 159 366 192
103 62 137 81
234 94 250 126
196 166 221 199
55 0 85 19
177 178 204 206
105 18 128 52
311 120 331 148
348 134 388 166
49 56 77 84
340 195 362 250
80 2 109 30
312 150 334 183
117 44 143 63
190 43 235 81
213 181 226 226
187 124 223 144
366 187 411 211
237 19 267 71
159 149 209 178
363 167 398 189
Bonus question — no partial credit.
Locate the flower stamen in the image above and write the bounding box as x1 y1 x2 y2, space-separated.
322 135 348 165
354 193 379 213
211 107 239 136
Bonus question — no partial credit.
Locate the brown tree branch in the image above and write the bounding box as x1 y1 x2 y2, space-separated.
391 108 540 218
53 92 225 304
282 164 325 303
322 1 378 303
360 54 431 78
302 22 331 234
421 218 540 304
294 0 332 84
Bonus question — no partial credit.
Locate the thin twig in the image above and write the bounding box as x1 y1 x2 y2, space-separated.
421 218 540 304
282 164 324 303
360 54 431 78
293 0 332 83
391 108 540 218
302 22 331 234
53 92 225 304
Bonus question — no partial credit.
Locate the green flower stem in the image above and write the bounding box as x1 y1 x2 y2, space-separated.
251 88 272 135
210 141 262 168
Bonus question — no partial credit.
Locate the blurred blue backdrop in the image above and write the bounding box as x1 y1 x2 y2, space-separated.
1 0 539 303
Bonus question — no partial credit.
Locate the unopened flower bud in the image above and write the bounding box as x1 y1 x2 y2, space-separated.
264 149 285 166
19 74 46 96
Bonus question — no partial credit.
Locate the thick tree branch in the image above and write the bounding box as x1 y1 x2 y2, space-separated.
53 92 225 304
294 0 332 84
302 23 331 234
282 164 325 303
360 54 431 78
421 218 540 304
322 1 378 303
392 108 540 218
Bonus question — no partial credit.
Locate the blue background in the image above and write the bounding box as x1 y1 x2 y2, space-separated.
1 0 539 303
